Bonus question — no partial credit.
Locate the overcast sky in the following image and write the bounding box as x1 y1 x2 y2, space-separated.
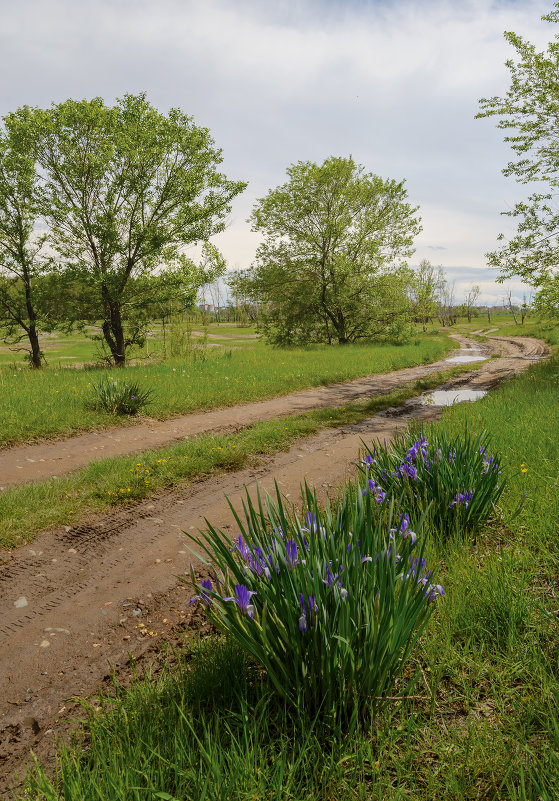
1 0 555 303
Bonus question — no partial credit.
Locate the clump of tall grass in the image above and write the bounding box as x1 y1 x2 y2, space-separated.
88 377 152 415
360 426 505 543
186 482 444 721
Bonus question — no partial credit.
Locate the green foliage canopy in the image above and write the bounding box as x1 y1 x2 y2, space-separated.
477 3 559 314
10 93 246 365
233 156 421 345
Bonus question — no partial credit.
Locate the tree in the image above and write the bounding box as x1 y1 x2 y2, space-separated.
477 4 559 300
12 93 245 366
464 284 480 323
437 278 456 327
410 259 444 331
0 114 51 368
237 156 421 345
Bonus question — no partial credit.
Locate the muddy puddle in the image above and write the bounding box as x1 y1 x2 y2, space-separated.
445 352 488 364
420 389 488 406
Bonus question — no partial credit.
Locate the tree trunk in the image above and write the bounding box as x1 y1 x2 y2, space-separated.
28 324 42 369
487 308 491 323
101 289 126 366
23 274 42 369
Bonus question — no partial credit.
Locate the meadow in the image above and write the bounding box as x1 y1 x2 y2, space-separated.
0 329 453 447
17 331 559 800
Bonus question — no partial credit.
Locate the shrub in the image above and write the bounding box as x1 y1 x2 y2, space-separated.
185 481 444 721
88 377 152 415
360 426 505 543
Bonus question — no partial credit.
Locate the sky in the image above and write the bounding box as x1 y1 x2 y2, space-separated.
0 0 555 304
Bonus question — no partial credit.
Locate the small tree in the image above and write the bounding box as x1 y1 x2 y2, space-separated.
464 284 480 323
15 93 245 366
411 259 444 331
239 156 421 345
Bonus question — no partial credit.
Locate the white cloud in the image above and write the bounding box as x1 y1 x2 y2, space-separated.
0 0 555 304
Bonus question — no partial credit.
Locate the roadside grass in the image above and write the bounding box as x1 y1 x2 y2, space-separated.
0 334 454 447
16 356 559 801
0 367 468 550
435 352 559 553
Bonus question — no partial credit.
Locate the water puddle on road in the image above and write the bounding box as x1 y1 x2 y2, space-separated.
420 389 488 406
445 352 488 364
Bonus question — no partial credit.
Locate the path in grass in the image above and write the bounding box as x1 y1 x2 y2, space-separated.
0 333 551 793
0 334 547 488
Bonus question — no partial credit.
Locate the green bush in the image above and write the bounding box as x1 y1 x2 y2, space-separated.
185 482 444 721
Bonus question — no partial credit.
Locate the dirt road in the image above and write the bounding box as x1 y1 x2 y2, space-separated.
0 335 549 794
0 334 547 488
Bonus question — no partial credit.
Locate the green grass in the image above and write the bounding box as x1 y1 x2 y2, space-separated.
0 366 470 549
0 334 454 447
435 352 559 552
16 339 559 801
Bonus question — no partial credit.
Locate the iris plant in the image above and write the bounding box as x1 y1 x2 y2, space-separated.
360 426 505 543
185 479 444 721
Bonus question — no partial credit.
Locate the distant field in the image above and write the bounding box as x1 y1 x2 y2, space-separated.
0 321 260 368
0 333 453 447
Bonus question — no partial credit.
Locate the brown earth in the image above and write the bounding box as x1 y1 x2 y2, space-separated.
0 335 550 796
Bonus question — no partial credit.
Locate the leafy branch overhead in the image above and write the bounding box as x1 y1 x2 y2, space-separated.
477 2 559 316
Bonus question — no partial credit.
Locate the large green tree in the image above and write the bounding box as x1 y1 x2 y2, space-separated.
11 93 246 365
477 4 559 305
235 156 421 345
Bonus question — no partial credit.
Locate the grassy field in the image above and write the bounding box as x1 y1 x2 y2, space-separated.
17 331 559 801
0 333 453 447
0 322 260 368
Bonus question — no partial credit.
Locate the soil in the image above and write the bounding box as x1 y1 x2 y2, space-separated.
0 334 550 796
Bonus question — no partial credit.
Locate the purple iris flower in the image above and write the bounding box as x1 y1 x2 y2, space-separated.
286 539 298 567
233 534 250 561
189 578 213 608
298 593 317 633
223 584 257 618
304 512 318 532
399 513 410 532
362 478 387 502
248 547 271 579
426 584 445 604
398 462 417 481
449 489 474 510
362 453 374 470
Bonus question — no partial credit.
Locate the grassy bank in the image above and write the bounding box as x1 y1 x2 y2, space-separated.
17 352 559 800
0 335 453 447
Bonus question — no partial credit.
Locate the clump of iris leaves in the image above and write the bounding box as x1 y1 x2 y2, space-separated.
186 426 503 722
88 376 152 415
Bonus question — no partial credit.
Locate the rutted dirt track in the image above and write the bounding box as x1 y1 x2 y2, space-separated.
0 335 550 794
1 334 545 488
